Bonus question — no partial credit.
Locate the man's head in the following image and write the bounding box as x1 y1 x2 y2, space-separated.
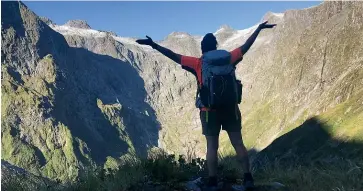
201 33 217 54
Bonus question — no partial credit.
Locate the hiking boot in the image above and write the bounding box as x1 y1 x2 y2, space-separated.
243 173 255 190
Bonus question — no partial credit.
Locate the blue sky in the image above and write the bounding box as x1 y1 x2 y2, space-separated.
24 1 322 41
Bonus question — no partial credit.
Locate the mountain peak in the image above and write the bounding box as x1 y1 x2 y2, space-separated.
261 11 284 23
215 24 236 34
219 24 234 31
40 16 55 26
64 20 91 29
167 32 192 38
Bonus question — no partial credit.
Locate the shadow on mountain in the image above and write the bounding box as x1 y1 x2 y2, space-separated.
255 117 363 165
1 1 25 37
218 117 363 190
220 117 363 167
50 46 160 164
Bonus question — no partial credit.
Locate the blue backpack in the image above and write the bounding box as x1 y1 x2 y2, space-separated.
198 50 242 109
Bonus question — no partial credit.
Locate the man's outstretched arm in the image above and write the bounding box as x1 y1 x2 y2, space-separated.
230 21 276 65
136 36 182 64
241 21 276 54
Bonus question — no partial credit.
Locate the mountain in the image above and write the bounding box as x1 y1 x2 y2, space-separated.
2 1 363 183
2 1 159 180
229 1 363 152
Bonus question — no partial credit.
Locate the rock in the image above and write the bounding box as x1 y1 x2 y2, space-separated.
270 182 286 189
185 180 202 191
64 19 91 29
39 16 55 26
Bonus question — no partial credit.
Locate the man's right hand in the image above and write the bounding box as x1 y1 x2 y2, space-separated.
258 21 276 29
136 36 156 47
136 35 182 63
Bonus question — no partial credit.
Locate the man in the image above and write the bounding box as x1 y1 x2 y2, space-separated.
136 21 276 190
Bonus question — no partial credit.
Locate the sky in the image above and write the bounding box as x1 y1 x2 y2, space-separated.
24 1 322 41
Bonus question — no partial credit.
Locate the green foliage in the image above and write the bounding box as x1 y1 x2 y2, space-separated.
4 145 363 191
1 127 40 172
253 156 363 191
41 123 79 181
96 99 136 153
103 156 119 171
318 90 363 140
143 150 205 183
1 63 79 181
12 150 207 191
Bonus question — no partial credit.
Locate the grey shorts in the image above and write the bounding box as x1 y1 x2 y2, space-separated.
200 106 242 136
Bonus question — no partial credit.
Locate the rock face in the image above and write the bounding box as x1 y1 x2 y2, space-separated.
233 2 363 151
2 1 363 181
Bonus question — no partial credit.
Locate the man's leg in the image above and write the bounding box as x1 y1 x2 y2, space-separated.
228 132 254 188
205 135 219 178
227 132 250 173
223 106 254 188
200 110 221 187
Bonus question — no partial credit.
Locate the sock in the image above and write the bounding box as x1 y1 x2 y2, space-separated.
208 176 218 186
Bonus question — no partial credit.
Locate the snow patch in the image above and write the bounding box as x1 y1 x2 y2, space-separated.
221 24 259 47
52 25 153 50
113 37 154 51
215 25 234 34
272 12 284 18
113 36 139 46
168 32 192 39
301 3 322 10
174 34 188 38
52 25 107 38
215 28 224 34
